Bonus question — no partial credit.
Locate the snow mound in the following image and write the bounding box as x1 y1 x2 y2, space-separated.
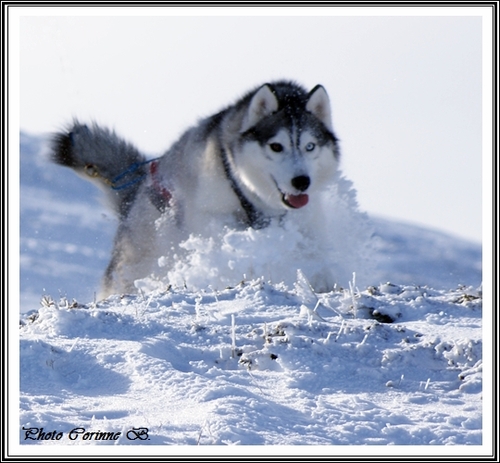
20 277 482 446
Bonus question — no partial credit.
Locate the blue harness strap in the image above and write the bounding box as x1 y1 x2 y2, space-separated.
86 157 172 213
110 159 157 191
111 158 172 212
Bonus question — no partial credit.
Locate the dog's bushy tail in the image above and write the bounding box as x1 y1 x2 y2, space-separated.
51 121 147 216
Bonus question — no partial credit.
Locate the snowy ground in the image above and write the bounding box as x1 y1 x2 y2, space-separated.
16 133 486 452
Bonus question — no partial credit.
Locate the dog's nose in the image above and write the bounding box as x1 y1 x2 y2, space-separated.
291 175 310 192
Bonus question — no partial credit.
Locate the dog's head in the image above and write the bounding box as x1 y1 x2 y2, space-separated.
231 81 340 214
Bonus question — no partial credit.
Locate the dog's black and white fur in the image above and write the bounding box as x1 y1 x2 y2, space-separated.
51 81 340 298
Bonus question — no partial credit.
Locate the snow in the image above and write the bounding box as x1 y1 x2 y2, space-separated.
17 132 485 452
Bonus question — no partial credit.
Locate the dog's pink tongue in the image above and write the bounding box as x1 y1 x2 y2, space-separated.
286 193 309 208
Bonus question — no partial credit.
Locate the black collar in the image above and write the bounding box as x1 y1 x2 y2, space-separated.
219 145 269 229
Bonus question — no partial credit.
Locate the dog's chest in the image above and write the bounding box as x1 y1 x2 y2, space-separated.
182 142 244 230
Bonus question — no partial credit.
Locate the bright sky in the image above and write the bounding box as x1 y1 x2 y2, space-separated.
15 6 488 243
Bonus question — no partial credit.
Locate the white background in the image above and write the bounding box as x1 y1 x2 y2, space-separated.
17 7 486 243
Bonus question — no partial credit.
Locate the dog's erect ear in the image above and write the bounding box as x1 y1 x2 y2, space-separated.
241 84 279 132
306 85 333 132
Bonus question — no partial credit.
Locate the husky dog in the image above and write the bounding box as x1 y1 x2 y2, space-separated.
51 81 340 298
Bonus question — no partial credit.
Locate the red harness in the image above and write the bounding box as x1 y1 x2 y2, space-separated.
148 160 172 211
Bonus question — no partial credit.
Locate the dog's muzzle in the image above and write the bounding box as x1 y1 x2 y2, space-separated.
282 175 310 209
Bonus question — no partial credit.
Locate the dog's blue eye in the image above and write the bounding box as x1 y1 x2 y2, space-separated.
269 143 284 153
305 142 315 152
